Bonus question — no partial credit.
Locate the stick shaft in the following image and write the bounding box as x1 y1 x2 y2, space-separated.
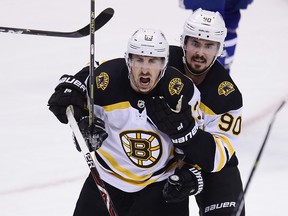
232 101 286 216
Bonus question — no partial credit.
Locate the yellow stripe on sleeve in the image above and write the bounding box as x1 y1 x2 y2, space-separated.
214 137 226 172
200 102 216 116
216 134 235 158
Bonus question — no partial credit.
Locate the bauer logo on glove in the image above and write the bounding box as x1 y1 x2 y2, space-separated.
59 75 87 93
48 74 88 124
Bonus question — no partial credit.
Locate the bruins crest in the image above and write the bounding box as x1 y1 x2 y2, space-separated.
169 78 184 95
119 130 162 168
218 81 235 96
96 72 109 90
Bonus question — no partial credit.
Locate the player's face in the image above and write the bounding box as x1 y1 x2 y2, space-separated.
184 37 219 73
129 54 164 93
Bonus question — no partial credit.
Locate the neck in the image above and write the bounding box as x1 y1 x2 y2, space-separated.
184 67 207 85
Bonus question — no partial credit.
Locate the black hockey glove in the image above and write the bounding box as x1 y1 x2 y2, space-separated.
163 164 204 203
146 95 198 147
74 116 108 152
48 75 87 124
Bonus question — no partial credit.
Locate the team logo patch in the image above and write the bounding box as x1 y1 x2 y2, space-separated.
119 130 162 168
218 81 235 96
169 78 184 95
96 72 109 90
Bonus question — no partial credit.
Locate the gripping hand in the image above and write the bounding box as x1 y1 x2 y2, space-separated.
74 116 108 152
146 95 198 147
163 164 204 203
48 75 87 124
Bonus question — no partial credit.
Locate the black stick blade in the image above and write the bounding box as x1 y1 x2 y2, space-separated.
0 7 114 38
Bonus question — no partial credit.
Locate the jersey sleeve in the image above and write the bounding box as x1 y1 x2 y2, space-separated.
181 64 243 173
182 103 242 172
201 104 242 172
74 65 90 83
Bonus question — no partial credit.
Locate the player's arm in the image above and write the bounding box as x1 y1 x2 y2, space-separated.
47 64 97 123
181 106 242 172
47 65 108 151
146 91 242 172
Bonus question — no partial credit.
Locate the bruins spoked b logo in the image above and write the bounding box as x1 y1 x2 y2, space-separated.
119 130 162 168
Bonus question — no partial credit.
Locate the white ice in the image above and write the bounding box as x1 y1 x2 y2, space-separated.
0 0 287 215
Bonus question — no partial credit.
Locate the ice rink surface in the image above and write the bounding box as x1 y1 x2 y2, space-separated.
0 0 287 215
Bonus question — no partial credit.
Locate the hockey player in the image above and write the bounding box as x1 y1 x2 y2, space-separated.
178 0 253 73
48 28 204 216
147 9 245 215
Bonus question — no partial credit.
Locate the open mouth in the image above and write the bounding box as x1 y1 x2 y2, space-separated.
140 77 150 86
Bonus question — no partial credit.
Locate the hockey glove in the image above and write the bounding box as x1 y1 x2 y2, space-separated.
74 116 108 152
48 75 87 124
146 95 198 147
163 164 204 203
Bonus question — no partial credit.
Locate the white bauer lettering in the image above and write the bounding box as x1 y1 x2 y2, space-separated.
204 202 236 213
171 124 198 144
59 76 86 93
190 167 204 195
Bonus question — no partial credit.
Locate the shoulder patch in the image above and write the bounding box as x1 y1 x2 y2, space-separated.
218 81 235 96
169 78 184 95
96 72 109 90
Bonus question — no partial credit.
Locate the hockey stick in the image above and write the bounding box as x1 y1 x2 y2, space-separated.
232 100 286 216
0 7 114 38
88 0 96 127
65 4 117 215
66 106 118 216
